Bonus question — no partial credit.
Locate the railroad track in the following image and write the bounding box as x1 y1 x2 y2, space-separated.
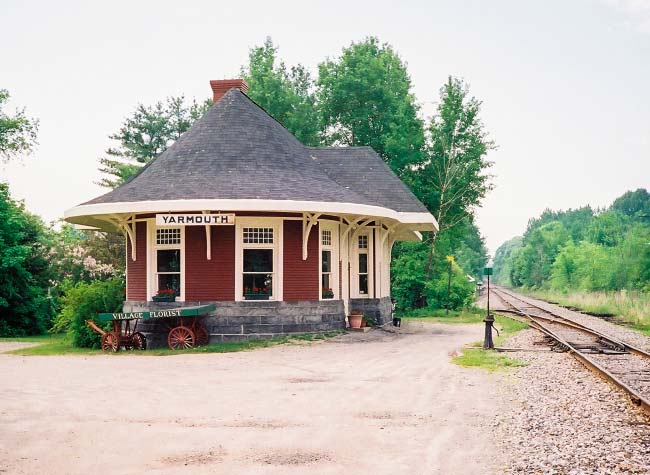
490 286 650 415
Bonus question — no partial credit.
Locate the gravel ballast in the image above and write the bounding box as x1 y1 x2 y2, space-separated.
504 291 650 352
490 292 650 474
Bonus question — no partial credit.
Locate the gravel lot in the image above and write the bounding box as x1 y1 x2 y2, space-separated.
4 291 650 474
491 291 650 474
0 324 506 475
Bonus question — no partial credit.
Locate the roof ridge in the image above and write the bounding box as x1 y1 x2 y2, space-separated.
306 145 374 150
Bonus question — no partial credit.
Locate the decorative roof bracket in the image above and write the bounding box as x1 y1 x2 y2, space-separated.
302 212 321 260
121 215 137 262
380 223 400 247
96 214 137 261
202 211 212 260
340 215 367 248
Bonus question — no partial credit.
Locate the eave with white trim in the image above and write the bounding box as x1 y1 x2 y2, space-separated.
64 198 438 236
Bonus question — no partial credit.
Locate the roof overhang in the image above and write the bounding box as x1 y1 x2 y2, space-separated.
64 198 438 234
65 199 438 234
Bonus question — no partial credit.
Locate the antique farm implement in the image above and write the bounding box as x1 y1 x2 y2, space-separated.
87 304 215 352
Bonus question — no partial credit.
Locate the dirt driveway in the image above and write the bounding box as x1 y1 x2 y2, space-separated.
0 323 506 475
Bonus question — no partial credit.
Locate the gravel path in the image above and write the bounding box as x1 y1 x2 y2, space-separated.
0 341 38 352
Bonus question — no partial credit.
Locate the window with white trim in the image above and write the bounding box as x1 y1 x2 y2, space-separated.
358 234 369 295
242 227 274 300
156 228 181 245
319 223 339 300
154 227 182 298
243 227 273 244
321 229 333 299
322 230 332 246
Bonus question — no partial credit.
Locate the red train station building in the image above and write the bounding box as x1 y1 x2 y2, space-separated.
64 79 437 344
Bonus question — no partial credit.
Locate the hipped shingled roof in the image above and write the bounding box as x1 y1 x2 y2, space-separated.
82 89 429 214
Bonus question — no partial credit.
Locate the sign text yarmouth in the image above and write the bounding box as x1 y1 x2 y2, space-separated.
156 213 235 226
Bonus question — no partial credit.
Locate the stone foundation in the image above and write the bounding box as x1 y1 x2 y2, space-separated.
349 297 393 325
123 299 345 347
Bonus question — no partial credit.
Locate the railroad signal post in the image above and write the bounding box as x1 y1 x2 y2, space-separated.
483 267 494 349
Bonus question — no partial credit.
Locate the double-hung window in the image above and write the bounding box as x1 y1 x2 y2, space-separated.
242 227 275 300
154 227 183 298
321 229 334 299
357 234 369 295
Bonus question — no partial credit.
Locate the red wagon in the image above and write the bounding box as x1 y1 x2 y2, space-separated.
88 304 216 351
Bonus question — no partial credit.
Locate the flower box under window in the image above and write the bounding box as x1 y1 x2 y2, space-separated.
153 288 176 302
243 293 271 301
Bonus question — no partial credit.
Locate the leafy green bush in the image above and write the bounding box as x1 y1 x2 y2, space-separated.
0 184 54 336
423 264 476 310
54 278 124 348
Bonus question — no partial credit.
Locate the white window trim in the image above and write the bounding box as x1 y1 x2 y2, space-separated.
235 217 283 302
147 219 186 302
351 230 373 298
319 221 339 301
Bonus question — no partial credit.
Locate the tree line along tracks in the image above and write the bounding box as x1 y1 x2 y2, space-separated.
490 286 650 416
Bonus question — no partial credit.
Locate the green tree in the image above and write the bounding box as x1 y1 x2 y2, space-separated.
414 77 494 281
98 96 211 187
0 184 53 336
612 188 650 218
391 217 487 311
317 37 425 175
493 236 523 286
242 38 320 146
495 189 650 292
48 223 122 287
511 222 570 288
0 89 39 162
586 211 628 247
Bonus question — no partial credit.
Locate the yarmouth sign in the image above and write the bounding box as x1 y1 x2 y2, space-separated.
156 213 235 226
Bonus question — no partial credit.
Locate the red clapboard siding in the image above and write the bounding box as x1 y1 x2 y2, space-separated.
185 225 235 301
126 221 147 300
283 220 319 301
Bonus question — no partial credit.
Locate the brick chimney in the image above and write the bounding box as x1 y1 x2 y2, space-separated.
210 79 248 103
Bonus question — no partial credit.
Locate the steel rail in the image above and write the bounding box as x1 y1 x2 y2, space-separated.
490 287 650 415
494 287 650 358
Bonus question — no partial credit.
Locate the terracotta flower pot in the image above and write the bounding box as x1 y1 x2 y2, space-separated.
348 314 363 329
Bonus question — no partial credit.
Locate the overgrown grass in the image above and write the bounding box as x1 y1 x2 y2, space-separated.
3 331 343 356
521 288 650 336
400 307 485 324
452 314 529 372
398 306 529 371
452 348 528 372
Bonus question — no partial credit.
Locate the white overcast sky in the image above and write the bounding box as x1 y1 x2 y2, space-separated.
2 0 649 255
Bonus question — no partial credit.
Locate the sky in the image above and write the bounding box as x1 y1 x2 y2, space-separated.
2 0 649 255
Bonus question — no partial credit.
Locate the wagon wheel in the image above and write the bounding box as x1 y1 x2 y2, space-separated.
101 331 120 352
194 324 209 346
132 332 147 350
168 326 195 350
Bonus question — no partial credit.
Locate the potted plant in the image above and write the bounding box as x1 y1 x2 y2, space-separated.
362 314 377 328
152 288 176 302
348 310 363 329
322 287 334 299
